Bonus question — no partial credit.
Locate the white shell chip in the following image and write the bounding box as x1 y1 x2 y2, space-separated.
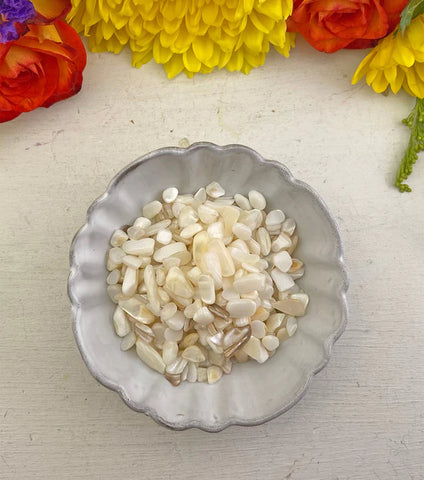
248 190 266 210
162 187 178 203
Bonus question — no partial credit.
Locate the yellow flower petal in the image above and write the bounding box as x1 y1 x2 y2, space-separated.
192 35 215 62
201 2 220 25
153 37 173 63
183 47 202 72
127 15 142 37
405 17 424 56
163 53 185 79
240 62 253 74
384 65 397 84
393 36 415 68
243 20 265 53
101 21 117 41
89 32 126 54
132 49 153 69
352 52 373 85
140 2 160 22
66 5 84 31
415 62 424 83
222 3 243 22
267 19 287 49
244 0 255 13
365 68 379 86
144 16 161 35
109 10 129 30
243 48 266 68
371 70 389 94
186 9 207 35
84 0 100 24
158 29 178 48
172 23 194 54
129 30 155 51
226 49 244 71
369 40 394 70
223 16 247 36
390 67 405 94
161 0 181 21
218 50 233 69
212 29 239 52
249 10 275 34
119 1 134 17
203 44 221 68
404 67 424 98
256 0 283 21
115 27 129 45
274 31 295 57
200 64 214 74
414 50 424 63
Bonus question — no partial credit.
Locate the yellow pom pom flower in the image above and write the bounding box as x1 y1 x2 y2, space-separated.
68 0 295 78
352 14 424 98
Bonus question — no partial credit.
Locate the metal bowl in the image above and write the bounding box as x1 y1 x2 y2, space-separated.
68 142 348 431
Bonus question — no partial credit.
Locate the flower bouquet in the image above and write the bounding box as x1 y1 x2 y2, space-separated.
1 0 423 191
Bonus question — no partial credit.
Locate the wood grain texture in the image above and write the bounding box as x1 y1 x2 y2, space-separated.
1 39 423 480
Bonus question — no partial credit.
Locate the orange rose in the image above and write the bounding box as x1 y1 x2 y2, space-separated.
0 0 86 122
287 0 408 53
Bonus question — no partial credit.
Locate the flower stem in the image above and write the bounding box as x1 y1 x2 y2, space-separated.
395 98 424 192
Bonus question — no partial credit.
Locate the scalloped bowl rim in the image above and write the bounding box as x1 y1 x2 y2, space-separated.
68 142 349 432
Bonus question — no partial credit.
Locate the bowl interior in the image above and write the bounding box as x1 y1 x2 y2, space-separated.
70 144 347 430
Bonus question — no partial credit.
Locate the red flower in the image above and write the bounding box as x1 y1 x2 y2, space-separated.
0 0 86 123
287 0 408 53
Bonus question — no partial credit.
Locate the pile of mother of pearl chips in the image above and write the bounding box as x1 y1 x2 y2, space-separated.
106 182 308 385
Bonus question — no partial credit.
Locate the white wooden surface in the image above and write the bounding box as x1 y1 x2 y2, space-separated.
1 39 424 480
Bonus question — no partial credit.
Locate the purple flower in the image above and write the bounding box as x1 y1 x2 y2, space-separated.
0 0 35 22
0 0 36 43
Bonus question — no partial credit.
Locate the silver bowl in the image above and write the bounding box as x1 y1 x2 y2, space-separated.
68 142 348 431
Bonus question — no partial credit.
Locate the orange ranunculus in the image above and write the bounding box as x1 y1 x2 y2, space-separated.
287 0 408 53
31 0 71 22
0 0 86 123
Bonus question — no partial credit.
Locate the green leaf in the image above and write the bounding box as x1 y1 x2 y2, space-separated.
395 98 424 192
400 0 424 34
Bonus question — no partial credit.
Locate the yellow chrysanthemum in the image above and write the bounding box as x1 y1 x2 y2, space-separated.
68 0 295 78
352 15 424 98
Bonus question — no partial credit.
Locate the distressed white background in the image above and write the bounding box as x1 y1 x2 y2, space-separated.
1 38 423 479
